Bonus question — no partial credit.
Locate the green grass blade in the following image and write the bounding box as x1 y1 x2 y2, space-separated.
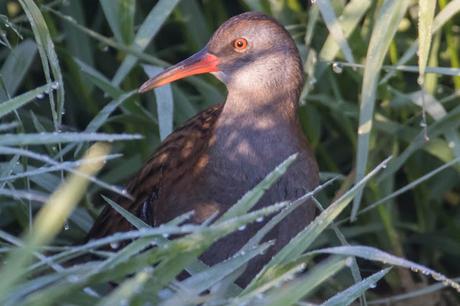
0 132 141 146
0 143 109 301
0 39 37 99
18 0 65 128
318 0 371 65
112 0 181 86
323 267 391 306
0 83 55 118
351 0 410 221
101 195 149 229
100 0 135 45
317 0 355 64
417 0 437 83
246 157 390 291
381 0 460 83
143 65 174 140
217 154 297 223
96 267 152 306
263 256 349 306
309 246 460 293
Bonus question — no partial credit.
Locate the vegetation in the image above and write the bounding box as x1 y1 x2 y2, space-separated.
0 0 459 305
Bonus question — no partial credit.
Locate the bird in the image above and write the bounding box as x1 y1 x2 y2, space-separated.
87 11 319 286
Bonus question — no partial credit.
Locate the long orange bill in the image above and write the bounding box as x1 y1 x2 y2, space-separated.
138 48 220 93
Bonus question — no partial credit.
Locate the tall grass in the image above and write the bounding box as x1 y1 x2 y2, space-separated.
0 0 459 305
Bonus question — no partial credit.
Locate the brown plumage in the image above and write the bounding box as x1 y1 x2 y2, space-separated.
87 12 319 286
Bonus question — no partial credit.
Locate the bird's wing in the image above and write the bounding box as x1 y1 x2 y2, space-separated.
86 103 223 240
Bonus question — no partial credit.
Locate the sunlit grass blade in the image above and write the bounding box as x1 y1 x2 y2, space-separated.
351 0 410 221
0 132 141 146
381 0 460 83
316 0 355 64
0 143 110 301
417 0 437 84
309 246 460 293
323 267 391 306
318 0 371 66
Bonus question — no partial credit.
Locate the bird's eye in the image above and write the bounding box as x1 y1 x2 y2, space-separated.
232 38 248 52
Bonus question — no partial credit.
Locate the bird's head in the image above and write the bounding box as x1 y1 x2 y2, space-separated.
139 12 303 96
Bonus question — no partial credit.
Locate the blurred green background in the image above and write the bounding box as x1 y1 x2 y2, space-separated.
0 0 460 305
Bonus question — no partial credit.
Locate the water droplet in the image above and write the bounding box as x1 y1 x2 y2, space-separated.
36 93 45 99
238 225 247 231
5 23 10 28
67 275 80 283
162 233 170 238
332 62 343 74
64 223 70 231
345 257 353 267
256 217 264 223
369 283 376 289
51 81 60 90
255 293 264 300
417 76 424 85
110 242 119 249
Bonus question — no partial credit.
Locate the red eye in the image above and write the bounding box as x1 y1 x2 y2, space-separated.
232 38 248 52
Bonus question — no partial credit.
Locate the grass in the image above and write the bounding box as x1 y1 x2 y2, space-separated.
0 0 459 305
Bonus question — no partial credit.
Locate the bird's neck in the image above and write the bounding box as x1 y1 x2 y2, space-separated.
210 88 302 164
220 88 299 128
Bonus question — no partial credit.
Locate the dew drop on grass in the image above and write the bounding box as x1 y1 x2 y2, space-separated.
51 81 60 90
332 62 343 74
238 225 247 231
67 275 80 283
345 257 353 267
417 76 424 85
255 293 264 300
110 242 119 249
64 223 70 231
36 93 45 99
369 283 376 289
256 216 264 223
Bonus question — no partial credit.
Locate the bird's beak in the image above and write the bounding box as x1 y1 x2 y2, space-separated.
138 48 220 93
